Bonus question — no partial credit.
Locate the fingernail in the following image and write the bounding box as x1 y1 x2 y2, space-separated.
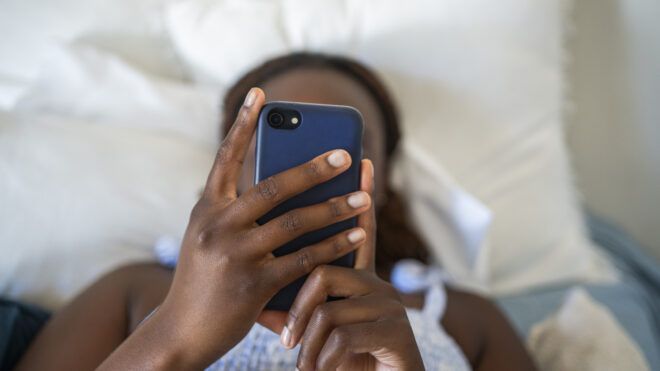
327 150 349 168
281 325 294 349
348 228 366 243
347 192 369 208
244 88 257 107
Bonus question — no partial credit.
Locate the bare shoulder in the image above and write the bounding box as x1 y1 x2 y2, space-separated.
15 262 174 371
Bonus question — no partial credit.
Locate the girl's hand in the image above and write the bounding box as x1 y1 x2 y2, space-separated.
98 88 372 370
283 160 425 371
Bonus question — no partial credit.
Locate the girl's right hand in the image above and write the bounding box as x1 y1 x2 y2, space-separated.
98 87 372 370
283 159 425 371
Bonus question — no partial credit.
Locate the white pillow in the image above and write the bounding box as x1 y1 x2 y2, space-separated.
0 111 214 309
165 0 616 293
15 42 221 147
391 138 492 291
0 0 181 108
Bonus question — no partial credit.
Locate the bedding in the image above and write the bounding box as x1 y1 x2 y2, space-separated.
527 288 649 371
0 0 618 308
164 0 617 293
0 298 50 370
0 2 658 367
14 43 220 147
0 109 214 309
138 291 472 371
0 0 181 108
391 138 492 291
497 214 660 370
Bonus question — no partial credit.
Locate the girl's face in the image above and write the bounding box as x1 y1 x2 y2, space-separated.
235 67 388 207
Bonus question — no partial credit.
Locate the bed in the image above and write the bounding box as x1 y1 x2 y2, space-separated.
498 214 660 369
1 1 658 370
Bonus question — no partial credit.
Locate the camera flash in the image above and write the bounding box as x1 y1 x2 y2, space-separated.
291 117 299 125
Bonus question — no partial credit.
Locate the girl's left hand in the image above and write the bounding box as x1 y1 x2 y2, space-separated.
281 159 425 371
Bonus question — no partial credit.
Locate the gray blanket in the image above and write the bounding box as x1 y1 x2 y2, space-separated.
497 214 660 370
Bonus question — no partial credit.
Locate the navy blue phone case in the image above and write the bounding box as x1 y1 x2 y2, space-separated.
255 101 364 311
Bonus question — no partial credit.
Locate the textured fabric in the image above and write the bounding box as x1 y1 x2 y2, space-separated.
0 109 214 310
142 257 470 369
496 214 660 370
527 288 649 371
0 298 50 371
139 293 470 370
206 309 470 371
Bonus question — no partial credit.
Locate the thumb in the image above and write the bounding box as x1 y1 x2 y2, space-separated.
353 159 376 271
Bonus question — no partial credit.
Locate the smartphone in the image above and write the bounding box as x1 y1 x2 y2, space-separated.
255 101 364 310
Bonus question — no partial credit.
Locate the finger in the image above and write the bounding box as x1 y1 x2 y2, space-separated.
360 158 375 195
230 149 352 226
268 227 366 285
281 265 389 349
316 320 412 371
295 296 403 371
354 159 376 271
256 310 288 334
205 87 265 198
252 190 371 255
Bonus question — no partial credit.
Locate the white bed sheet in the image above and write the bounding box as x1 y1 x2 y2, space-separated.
0 0 619 309
0 40 217 308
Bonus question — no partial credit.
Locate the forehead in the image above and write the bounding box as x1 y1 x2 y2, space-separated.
259 67 385 150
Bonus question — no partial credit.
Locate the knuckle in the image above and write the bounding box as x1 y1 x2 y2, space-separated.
280 211 302 232
234 273 260 296
310 265 331 286
296 249 315 273
235 106 251 126
286 308 301 325
232 229 252 244
196 227 214 246
382 296 407 317
329 327 351 348
214 207 235 227
189 200 207 220
255 176 279 200
330 236 344 254
297 357 314 371
381 282 400 298
304 159 323 180
328 198 343 218
296 360 308 371
313 303 334 324
216 141 233 165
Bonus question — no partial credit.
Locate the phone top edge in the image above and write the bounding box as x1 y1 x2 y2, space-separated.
261 101 364 121
255 101 364 185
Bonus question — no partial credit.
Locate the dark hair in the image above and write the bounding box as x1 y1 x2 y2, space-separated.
221 52 429 279
221 52 400 157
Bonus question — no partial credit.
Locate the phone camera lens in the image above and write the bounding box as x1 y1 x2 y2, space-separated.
268 112 284 127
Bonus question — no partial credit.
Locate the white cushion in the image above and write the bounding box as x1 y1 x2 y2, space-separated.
0 110 213 309
0 0 181 108
165 0 616 293
15 43 220 147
